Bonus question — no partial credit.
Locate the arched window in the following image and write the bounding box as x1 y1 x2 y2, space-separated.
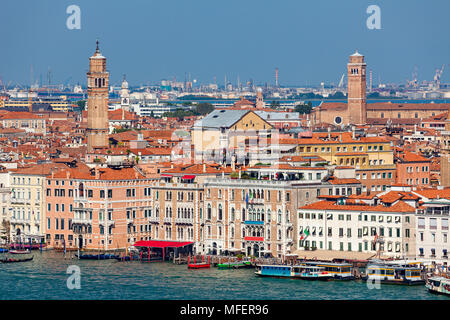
207 204 212 220
218 204 223 220
231 208 235 221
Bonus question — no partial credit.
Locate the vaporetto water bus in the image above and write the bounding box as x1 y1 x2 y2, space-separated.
362 260 425 285
425 276 450 296
255 264 333 281
298 261 355 280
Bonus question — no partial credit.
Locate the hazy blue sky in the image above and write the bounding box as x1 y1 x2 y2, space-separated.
1 0 449 87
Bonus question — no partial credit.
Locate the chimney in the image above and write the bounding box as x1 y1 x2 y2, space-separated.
203 163 206 173
352 126 356 140
327 127 331 140
66 170 70 179
231 155 236 171
95 166 99 180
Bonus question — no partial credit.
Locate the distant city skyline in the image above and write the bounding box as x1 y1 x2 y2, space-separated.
1 0 449 87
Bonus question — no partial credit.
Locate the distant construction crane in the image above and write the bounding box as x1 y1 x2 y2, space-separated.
338 73 345 88
434 64 445 89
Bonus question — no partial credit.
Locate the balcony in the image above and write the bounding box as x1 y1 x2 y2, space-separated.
148 216 160 223
99 220 115 226
72 217 92 225
11 198 30 205
126 218 133 225
163 217 172 224
10 217 27 225
175 217 194 225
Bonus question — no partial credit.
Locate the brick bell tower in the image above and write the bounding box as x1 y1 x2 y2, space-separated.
87 40 109 153
441 108 450 187
347 51 367 125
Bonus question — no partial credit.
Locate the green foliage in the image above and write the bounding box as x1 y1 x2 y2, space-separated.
76 100 86 110
327 91 346 99
270 101 280 108
295 102 313 114
162 102 214 119
195 102 214 115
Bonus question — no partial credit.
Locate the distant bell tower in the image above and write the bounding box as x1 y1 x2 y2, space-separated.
87 40 109 153
256 88 264 109
347 51 367 125
441 108 450 187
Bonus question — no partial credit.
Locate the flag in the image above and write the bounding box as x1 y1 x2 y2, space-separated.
304 228 310 237
373 233 378 245
63 238 66 255
245 192 249 208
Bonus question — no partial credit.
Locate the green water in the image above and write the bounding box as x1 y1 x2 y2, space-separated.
0 251 448 300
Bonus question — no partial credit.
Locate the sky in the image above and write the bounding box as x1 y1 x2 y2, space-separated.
1 0 449 87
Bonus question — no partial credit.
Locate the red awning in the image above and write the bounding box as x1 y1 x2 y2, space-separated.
182 175 196 180
133 240 194 248
161 174 173 177
244 236 264 242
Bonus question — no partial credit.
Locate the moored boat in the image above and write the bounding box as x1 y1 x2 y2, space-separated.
362 261 425 285
217 261 252 269
298 261 355 280
0 256 34 263
292 265 333 281
255 264 332 280
426 276 450 296
9 249 31 254
75 253 120 260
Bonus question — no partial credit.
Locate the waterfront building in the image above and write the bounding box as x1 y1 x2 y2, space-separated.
201 165 362 258
46 166 153 250
8 164 66 245
0 167 11 245
297 187 418 259
413 188 450 264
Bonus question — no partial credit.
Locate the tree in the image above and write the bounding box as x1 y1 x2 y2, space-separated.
295 102 313 114
270 101 280 109
195 102 214 115
76 100 86 110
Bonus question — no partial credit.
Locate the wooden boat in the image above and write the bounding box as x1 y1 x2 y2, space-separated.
10 243 46 250
362 261 425 285
298 261 355 280
75 253 120 260
426 276 450 296
188 255 210 269
217 261 252 269
0 256 34 263
9 249 31 254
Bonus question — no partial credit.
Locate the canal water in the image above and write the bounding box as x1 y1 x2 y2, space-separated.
0 251 448 300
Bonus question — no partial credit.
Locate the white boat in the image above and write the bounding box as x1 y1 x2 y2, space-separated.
362 260 424 285
426 276 450 296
